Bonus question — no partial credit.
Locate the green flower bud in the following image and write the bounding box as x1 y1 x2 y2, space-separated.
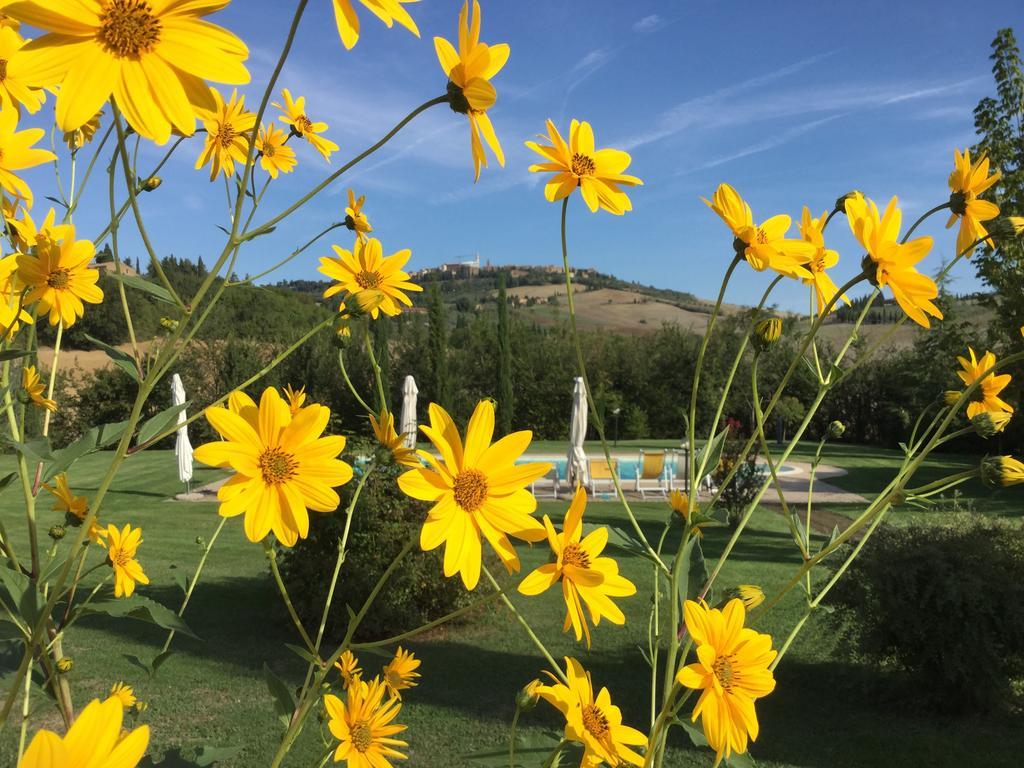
446 81 470 114
981 455 1024 488
943 390 962 407
719 584 765 611
834 190 861 214
828 420 845 439
48 524 66 541
516 679 542 712
972 411 1011 439
752 317 782 352
140 176 162 192
56 657 73 673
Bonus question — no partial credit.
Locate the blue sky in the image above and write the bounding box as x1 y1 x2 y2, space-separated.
27 0 1023 310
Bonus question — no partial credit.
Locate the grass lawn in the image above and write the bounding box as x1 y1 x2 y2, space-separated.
0 449 1021 767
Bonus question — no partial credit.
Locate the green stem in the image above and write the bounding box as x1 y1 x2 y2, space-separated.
161 517 227 655
264 539 318 656
364 328 388 412
228 222 344 287
338 349 374 415
350 592 502 650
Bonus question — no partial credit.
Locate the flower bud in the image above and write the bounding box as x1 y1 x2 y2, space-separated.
195 536 205 547
516 679 542 712
948 190 967 217
15 388 31 406
446 81 470 114
981 455 1024 488
56 657 73 673
134 701 149 713
861 253 879 286
752 317 782 351
140 176 162 192
834 190 861 214
721 584 765 611
943 390 962 407
972 411 1011 439
48 524 66 541
828 420 845 439
159 316 179 331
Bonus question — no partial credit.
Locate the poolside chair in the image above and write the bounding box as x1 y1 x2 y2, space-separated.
668 448 689 493
586 458 618 496
530 464 561 500
635 449 668 499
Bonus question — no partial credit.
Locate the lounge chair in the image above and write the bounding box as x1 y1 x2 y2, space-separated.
586 458 618 496
669 448 717 494
635 449 668 498
531 464 561 500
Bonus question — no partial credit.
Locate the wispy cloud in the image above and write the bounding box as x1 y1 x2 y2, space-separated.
632 14 664 34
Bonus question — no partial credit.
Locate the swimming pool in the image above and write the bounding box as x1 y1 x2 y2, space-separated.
524 457 798 481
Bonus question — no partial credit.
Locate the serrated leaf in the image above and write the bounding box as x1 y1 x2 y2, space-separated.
107 272 176 305
695 425 730 479
136 402 189 447
605 525 652 562
79 596 198 639
170 568 188 596
262 662 295 728
82 334 140 383
4 436 53 463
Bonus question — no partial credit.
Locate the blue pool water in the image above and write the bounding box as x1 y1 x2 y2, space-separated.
525 458 796 481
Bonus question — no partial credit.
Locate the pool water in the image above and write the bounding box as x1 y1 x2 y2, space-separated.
523 458 798 481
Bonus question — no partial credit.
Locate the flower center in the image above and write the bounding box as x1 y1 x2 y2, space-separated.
811 253 827 272
295 114 314 135
582 704 610 738
215 122 237 149
355 270 381 289
561 542 591 569
258 447 297 485
350 721 373 752
713 655 735 691
453 468 488 512
46 268 71 289
111 548 132 567
755 227 770 245
0 59 7 82
98 0 162 58
570 153 596 177
263 143 277 158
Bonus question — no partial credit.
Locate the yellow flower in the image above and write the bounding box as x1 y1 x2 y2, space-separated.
397 400 551 590
331 0 420 50
725 585 765 611
0 253 31 339
345 189 372 241
274 88 338 161
435 0 509 181
972 410 1011 438
21 364 55 412
43 473 106 543
752 317 782 350
956 347 1013 419
370 408 419 468
981 455 1024 487
324 677 407 767
8 206 72 252
193 387 354 546
0 25 44 112
799 207 850 314
0 105 54 204
282 384 307 415
845 194 942 328
19 696 149 768
704 184 814 279
100 523 149 598
318 237 422 319
8 0 250 144
17 227 103 327
946 148 1001 256
677 599 777 766
536 657 647 768
525 119 643 215
109 681 136 709
668 489 705 537
255 122 296 179
195 88 255 181
382 646 420 699
64 110 102 151
335 649 363 691
518 486 636 648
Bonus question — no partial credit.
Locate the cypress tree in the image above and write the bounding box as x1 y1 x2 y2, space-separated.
372 316 392 411
427 281 450 408
496 272 513 434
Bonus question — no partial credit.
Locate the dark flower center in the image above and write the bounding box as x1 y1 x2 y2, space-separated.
561 542 591 569
355 270 381 289
350 721 373 752
98 0 162 58
47 268 71 289
582 704 610 737
570 153 596 177
258 447 297 485
453 469 488 512
713 655 735 691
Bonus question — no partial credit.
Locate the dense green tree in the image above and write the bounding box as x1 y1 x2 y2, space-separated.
496 272 513 434
427 281 451 408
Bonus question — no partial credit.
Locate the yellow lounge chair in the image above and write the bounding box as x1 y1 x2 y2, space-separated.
586 458 618 496
635 449 668 498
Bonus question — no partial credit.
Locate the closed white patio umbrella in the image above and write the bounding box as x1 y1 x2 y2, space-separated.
400 375 419 449
171 373 193 491
567 376 589 488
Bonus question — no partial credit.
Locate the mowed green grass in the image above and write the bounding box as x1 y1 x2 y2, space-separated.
0 449 1021 767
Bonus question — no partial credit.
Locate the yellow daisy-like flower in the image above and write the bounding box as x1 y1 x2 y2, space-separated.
536 657 647 768
676 599 777 767
946 148 1001 257
956 347 1013 419
0 25 43 112
668 489 706 537
845 194 942 328
318 237 422 319
21 364 55 412
274 88 338 161
109 681 136 709
195 88 255 181
331 0 420 50
397 399 551 590
193 387 354 547
370 408 419 468
19 696 149 768
345 189 372 241
43 472 106 543
518 486 636 648
335 649 363 691
435 0 509 181
382 646 420 699
525 119 643 215
0 105 54 204
0 253 31 339
324 677 407 767
8 206 72 252
982 455 1024 487
725 585 765 611
7 0 250 144
799 207 850 315
17 227 103 327
64 110 102 151
100 523 149 598
282 384 307 415
255 122 296 179
704 184 814 279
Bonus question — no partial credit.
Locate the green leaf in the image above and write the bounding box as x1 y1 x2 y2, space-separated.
82 334 140 383
262 662 295 728
0 350 28 362
79 596 199 639
695 425 729 479
4 436 53 463
676 719 756 767
0 472 17 496
817 524 840 554
673 537 709 617
0 565 43 627
194 746 242 767
605 525 655 563
283 642 320 667
107 272 176 305
140 746 240 767
464 732 577 767
137 402 189 447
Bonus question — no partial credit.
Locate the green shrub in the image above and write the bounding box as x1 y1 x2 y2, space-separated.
278 454 469 641
828 515 1024 712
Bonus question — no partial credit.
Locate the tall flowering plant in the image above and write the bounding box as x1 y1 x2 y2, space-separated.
0 2 1017 768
